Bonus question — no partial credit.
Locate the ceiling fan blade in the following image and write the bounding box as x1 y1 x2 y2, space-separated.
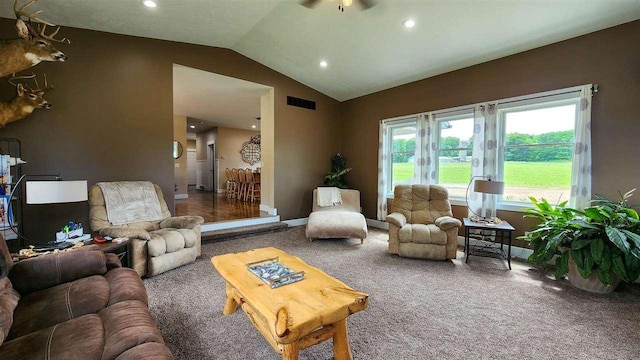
300 0 322 8
359 0 377 9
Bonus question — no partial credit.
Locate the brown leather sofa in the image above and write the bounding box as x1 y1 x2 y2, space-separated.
0 236 173 359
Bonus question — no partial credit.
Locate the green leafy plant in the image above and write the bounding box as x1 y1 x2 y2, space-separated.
323 153 351 189
520 189 640 286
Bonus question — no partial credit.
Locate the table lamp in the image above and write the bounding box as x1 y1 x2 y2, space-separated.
7 176 88 247
466 176 505 222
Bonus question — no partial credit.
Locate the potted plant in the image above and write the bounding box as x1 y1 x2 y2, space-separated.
521 189 640 293
323 153 351 189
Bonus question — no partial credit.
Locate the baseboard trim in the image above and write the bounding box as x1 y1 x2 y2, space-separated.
201 216 281 232
174 194 188 200
366 219 389 229
259 204 278 216
283 218 308 227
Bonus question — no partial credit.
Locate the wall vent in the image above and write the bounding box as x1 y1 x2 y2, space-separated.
287 96 316 110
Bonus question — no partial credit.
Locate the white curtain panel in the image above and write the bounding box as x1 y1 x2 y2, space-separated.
377 121 390 220
570 85 593 210
424 113 438 184
414 114 426 184
469 104 499 218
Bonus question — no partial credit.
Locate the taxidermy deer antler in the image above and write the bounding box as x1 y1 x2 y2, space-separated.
0 73 54 128
0 0 70 78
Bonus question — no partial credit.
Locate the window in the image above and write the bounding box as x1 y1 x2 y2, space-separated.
388 120 417 193
498 100 577 204
378 84 590 221
436 113 474 198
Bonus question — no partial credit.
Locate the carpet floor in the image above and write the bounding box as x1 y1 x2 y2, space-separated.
143 226 640 360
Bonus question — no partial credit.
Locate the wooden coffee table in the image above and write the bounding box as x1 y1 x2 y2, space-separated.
211 247 368 360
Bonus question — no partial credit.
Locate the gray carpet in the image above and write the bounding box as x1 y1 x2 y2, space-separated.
143 226 640 360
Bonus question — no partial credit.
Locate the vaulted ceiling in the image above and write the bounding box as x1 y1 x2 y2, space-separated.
1 0 638 102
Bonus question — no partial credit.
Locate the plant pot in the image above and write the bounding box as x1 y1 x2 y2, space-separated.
568 255 621 294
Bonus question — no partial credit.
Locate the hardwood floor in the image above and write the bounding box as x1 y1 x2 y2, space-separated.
175 189 263 223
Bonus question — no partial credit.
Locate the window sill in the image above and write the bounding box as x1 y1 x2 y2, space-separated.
388 195 531 213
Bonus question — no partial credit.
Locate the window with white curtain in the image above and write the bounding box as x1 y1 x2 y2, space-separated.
387 119 417 194
436 112 474 198
498 98 579 205
377 84 593 220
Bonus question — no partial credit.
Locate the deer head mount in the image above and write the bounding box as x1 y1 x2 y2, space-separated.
0 74 53 128
0 0 70 78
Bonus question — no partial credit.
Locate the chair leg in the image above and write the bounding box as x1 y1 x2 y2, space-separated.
308 238 313 242
360 239 364 244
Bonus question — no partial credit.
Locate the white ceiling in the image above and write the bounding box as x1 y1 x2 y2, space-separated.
173 64 270 132
1 1 639 101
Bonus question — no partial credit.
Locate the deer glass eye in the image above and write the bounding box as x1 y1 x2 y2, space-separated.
37 40 47 46
29 94 36 99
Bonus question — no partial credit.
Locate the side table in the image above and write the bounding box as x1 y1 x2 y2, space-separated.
463 218 515 270
90 239 131 268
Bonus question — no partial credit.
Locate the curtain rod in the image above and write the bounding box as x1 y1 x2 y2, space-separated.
496 89 580 107
380 84 597 123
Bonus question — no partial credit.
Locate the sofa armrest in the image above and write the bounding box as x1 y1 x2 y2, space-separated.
386 212 407 228
8 246 107 295
435 216 462 231
104 252 122 271
99 227 151 241
160 216 204 230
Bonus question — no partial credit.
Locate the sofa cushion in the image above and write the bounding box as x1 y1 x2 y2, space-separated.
306 211 368 240
9 247 107 295
148 246 198 277
152 230 185 254
115 341 174 360
106 268 149 306
8 275 110 340
147 233 167 257
399 243 447 260
176 229 197 248
398 224 447 245
0 278 19 345
0 314 105 360
100 300 167 360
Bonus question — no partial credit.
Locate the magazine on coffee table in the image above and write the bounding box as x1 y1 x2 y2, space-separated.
247 257 305 289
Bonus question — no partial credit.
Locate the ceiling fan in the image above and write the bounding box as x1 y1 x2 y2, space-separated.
301 0 376 12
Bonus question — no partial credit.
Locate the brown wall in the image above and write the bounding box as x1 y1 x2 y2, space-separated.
0 19 341 242
195 127 217 161
341 20 640 241
217 127 260 191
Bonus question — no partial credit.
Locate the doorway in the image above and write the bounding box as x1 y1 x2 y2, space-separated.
172 64 276 227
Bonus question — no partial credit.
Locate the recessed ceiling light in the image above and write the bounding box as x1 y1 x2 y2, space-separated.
143 0 157 8
251 125 257 129
189 125 195 129
403 19 416 29
319 60 328 68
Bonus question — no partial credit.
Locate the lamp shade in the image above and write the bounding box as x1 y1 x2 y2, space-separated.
26 180 88 204
473 179 505 195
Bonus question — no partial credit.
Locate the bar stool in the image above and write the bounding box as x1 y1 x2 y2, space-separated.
246 171 261 203
237 168 248 201
225 168 234 199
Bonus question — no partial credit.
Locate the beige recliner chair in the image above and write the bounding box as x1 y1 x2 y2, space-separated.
89 182 204 277
386 185 461 260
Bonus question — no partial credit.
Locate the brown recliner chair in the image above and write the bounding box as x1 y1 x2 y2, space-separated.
386 185 461 260
89 182 204 277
